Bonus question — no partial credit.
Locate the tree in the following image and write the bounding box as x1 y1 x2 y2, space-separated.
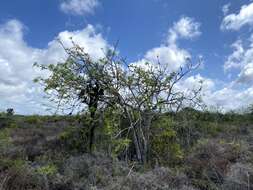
107 59 202 163
34 41 123 152
35 40 202 162
6 108 14 116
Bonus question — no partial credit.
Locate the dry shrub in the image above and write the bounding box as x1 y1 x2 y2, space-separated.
108 167 194 190
1 167 45 190
185 139 241 189
222 163 253 190
63 153 128 189
0 162 74 190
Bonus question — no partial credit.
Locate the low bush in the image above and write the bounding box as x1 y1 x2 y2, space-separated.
58 126 89 153
185 139 242 189
151 116 184 166
36 164 58 176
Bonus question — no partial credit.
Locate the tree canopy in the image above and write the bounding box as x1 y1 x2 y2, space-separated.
35 40 203 163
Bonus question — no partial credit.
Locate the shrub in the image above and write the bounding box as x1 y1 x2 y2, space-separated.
0 158 25 172
59 126 89 153
24 115 41 125
102 108 131 158
222 163 253 190
151 116 183 166
6 108 14 116
63 153 127 189
1 166 45 190
36 164 58 176
185 139 241 189
0 128 12 154
110 167 191 190
9 122 19 129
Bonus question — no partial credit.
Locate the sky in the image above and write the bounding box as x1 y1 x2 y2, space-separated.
1 0 253 114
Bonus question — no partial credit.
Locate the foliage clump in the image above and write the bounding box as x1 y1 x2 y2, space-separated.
59 126 89 153
6 108 14 116
36 164 58 176
151 116 184 166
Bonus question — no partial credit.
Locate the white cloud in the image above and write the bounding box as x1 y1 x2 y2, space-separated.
168 17 201 44
219 13 253 111
3 17 253 114
55 24 109 60
222 3 231 16
132 17 200 72
0 19 110 114
221 2 253 30
179 75 253 112
237 62 253 83
206 87 253 112
176 74 214 107
181 74 215 93
224 40 244 71
174 74 250 112
224 37 253 84
143 45 190 71
60 0 99 15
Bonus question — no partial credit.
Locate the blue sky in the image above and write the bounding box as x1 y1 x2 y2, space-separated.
1 0 253 114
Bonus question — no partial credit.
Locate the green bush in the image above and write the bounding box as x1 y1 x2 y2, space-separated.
151 116 183 166
0 128 12 151
9 122 19 129
24 115 41 125
59 126 89 153
102 108 132 157
0 158 26 171
36 164 57 176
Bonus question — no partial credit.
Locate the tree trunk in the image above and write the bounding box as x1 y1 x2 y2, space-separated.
140 112 153 164
89 124 96 152
88 106 97 153
132 126 143 162
130 112 153 164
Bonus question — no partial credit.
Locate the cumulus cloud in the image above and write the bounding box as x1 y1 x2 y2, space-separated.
237 63 253 84
0 19 109 114
181 74 215 93
205 87 253 112
222 3 231 16
221 2 253 30
168 16 201 44
220 6 253 111
178 74 253 112
3 17 253 113
132 17 201 72
224 40 244 71
60 0 99 15
174 74 250 112
55 24 109 59
224 36 253 84
142 45 191 71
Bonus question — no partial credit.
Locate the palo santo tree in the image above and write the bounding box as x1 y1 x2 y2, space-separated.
35 40 202 162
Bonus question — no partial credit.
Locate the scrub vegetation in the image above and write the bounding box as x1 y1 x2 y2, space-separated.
1 44 253 190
